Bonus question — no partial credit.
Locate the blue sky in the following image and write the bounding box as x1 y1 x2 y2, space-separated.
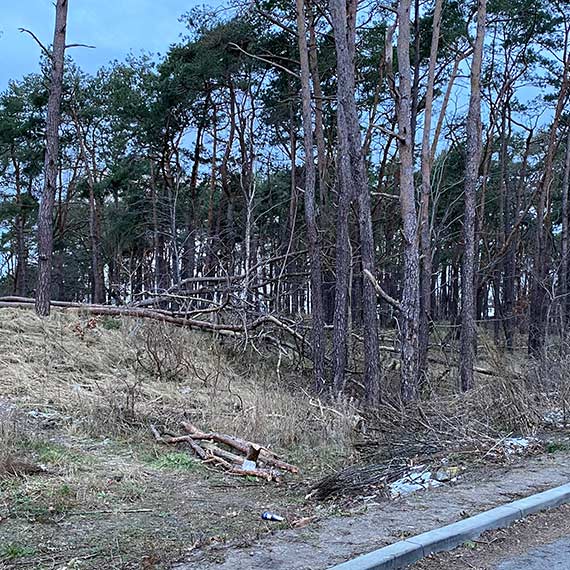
0 0 218 91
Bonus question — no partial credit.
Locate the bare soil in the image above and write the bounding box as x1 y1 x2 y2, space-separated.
172 451 570 570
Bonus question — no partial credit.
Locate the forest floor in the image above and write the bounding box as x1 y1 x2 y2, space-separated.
1 308 569 569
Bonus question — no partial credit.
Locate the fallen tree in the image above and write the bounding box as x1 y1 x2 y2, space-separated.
0 296 509 381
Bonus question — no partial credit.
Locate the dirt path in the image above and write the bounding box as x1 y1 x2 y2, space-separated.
173 452 570 570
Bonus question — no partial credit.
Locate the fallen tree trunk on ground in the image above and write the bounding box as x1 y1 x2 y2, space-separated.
150 423 297 482
0 297 308 344
0 297 508 380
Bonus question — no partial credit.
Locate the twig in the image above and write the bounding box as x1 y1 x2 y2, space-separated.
228 42 299 78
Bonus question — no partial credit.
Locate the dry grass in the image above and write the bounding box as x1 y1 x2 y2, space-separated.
0 308 356 469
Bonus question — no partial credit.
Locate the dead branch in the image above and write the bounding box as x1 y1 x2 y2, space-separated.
363 270 402 311
19 28 51 59
151 424 292 482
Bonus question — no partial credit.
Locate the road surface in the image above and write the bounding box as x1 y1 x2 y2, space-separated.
497 537 570 569
412 503 570 570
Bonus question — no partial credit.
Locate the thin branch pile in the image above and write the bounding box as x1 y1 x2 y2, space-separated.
308 458 410 500
150 422 299 482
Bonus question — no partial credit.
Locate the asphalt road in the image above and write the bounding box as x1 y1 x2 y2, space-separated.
411 504 570 570
496 537 570 570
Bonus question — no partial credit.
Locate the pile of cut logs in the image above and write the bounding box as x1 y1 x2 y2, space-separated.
150 422 298 482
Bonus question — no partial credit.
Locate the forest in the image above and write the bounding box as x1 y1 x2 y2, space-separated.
2 0 570 407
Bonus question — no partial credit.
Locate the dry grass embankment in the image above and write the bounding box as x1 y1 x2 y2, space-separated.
0 307 357 464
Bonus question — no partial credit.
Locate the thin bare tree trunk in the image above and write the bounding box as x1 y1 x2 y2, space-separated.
307 4 327 207
296 0 326 391
35 0 68 316
561 128 570 332
528 54 570 357
11 152 27 297
70 106 105 304
460 0 486 391
418 0 444 387
330 0 381 402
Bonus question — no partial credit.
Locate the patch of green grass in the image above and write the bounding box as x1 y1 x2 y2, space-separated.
21 440 87 466
149 452 202 472
1 543 36 560
101 317 122 331
5 482 78 522
115 480 145 503
546 441 570 453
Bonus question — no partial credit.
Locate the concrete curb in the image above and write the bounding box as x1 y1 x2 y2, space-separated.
329 482 570 570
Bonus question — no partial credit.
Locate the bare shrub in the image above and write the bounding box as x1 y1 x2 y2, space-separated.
0 403 44 477
134 321 190 383
527 347 570 427
83 374 146 436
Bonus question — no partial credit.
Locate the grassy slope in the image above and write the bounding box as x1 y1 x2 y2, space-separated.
0 308 354 569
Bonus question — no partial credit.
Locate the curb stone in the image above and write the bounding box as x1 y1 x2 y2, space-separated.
329 482 570 570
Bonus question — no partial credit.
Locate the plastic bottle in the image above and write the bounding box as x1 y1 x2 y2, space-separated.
261 511 284 522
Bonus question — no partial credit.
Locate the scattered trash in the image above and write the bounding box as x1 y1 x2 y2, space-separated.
389 466 443 498
242 459 257 471
543 409 568 428
503 437 533 455
310 458 463 502
434 465 462 482
261 511 284 522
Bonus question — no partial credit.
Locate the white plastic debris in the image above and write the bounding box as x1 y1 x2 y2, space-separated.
543 409 566 428
389 466 444 498
501 437 533 455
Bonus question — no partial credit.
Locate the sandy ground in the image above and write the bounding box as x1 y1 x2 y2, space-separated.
173 452 570 569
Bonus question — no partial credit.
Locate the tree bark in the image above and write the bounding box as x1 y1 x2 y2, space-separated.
460 0 486 391
397 0 421 402
330 0 381 403
35 0 68 316
296 0 326 391
561 128 570 333
418 0 444 388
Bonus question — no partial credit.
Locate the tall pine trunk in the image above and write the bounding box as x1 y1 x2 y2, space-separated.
296 0 326 391
331 0 381 402
561 128 570 333
418 0 444 388
397 0 421 402
35 0 68 315
460 0 486 391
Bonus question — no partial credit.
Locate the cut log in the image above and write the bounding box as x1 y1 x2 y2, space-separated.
181 422 299 474
151 424 293 482
229 466 281 482
203 442 244 465
246 444 262 463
